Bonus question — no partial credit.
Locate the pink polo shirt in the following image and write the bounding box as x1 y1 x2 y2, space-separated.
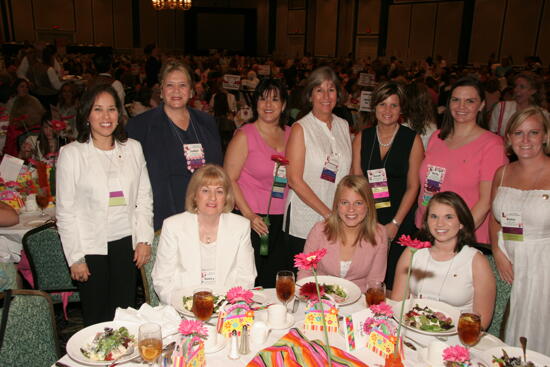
415 130 507 243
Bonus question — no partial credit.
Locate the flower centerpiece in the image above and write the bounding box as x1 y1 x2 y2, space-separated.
260 154 289 256
387 235 432 367
173 320 208 367
219 286 255 337
443 345 472 367
294 248 334 366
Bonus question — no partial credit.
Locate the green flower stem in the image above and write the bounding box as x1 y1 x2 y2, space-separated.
395 248 416 357
313 271 333 367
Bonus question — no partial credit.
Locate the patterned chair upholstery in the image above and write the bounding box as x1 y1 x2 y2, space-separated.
0 290 60 367
22 222 79 304
487 253 512 338
141 233 160 307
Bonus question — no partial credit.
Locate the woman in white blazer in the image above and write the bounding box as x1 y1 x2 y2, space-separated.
56 84 154 326
152 164 257 305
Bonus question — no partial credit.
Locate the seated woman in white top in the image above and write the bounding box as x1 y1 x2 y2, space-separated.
391 191 495 329
152 164 257 305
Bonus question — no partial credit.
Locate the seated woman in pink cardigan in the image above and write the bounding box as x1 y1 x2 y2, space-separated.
297 175 388 293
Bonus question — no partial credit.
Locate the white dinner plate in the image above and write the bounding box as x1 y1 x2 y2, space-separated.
387 298 460 336
472 333 506 352
296 275 361 306
171 287 267 318
66 321 140 365
483 346 550 366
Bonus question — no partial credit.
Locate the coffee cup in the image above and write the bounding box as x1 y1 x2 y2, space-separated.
267 304 287 328
204 324 218 350
25 194 38 212
250 321 270 344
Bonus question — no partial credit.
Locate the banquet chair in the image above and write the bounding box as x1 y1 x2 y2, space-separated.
22 222 80 304
141 232 160 307
486 253 512 338
0 289 60 367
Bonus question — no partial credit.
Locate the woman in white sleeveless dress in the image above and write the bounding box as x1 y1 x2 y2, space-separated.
490 106 550 355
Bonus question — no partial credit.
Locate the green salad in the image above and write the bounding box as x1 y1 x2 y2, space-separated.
80 327 135 361
404 304 454 332
322 284 347 303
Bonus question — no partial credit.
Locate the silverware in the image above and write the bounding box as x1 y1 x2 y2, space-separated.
405 336 427 348
403 340 417 351
55 362 73 367
163 341 176 365
520 336 527 362
292 298 300 313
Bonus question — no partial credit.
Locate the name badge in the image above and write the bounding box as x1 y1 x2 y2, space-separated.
367 168 391 209
422 165 446 206
320 153 340 183
183 143 205 172
201 270 216 284
272 164 287 199
109 190 127 206
502 211 524 242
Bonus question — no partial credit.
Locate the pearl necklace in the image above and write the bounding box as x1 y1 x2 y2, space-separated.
376 124 399 147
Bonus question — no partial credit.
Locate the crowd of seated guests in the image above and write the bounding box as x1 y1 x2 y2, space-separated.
1 43 549 355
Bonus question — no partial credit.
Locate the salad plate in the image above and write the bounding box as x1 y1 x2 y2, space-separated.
66 321 139 365
171 286 266 318
483 346 550 367
388 298 459 336
296 275 361 306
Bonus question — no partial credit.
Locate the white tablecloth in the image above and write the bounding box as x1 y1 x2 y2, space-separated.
0 207 55 263
53 289 505 366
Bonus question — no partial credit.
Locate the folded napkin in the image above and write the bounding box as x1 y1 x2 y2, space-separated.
246 328 368 367
114 303 182 337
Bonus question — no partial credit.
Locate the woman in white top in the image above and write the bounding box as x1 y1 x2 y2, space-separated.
152 164 257 305
489 72 548 136
57 84 154 326
391 191 495 329
286 66 352 264
490 107 550 354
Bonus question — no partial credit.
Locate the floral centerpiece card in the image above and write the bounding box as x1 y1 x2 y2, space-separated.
217 287 255 337
172 320 207 367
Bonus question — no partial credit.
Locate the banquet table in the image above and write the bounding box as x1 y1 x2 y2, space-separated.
53 289 507 367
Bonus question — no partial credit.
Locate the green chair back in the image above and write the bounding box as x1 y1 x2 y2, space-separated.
487 253 512 338
141 233 160 307
0 290 60 367
22 222 79 303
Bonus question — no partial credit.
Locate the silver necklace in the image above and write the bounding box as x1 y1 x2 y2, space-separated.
376 124 399 147
417 249 457 301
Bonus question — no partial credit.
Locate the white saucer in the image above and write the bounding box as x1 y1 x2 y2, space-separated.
267 313 295 330
205 335 227 354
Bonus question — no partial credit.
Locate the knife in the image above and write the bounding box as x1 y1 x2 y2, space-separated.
292 298 300 313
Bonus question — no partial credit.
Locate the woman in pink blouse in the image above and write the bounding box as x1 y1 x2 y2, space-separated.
297 175 387 293
416 77 507 244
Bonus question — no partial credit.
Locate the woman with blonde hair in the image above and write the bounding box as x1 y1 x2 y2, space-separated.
152 164 257 305
297 175 387 293
127 60 223 230
490 106 550 354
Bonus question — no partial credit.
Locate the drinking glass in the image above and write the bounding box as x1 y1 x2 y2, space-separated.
275 270 295 307
35 187 50 217
365 280 386 306
457 311 481 347
192 288 215 321
138 323 162 366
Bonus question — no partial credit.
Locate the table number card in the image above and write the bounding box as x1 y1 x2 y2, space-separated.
340 308 373 352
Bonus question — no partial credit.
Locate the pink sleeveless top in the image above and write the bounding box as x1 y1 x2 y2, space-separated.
237 123 290 215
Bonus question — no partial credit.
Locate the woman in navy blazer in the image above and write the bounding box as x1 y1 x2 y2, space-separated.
57 85 154 325
297 175 387 293
127 61 223 231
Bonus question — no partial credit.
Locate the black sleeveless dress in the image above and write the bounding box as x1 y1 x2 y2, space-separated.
360 124 417 289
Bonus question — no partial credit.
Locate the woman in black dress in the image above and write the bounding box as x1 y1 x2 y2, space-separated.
351 81 424 290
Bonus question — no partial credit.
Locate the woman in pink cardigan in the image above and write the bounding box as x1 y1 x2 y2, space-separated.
297 175 388 293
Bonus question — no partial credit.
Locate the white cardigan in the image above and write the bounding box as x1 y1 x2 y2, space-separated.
152 211 257 305
56 138 154 266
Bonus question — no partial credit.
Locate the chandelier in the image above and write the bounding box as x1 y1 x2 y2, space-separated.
151 0 192 10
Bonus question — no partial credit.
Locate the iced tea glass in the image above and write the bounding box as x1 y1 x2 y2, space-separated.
365 280 386 306
275 271 295 307
458 311 481 347
192 288 215 321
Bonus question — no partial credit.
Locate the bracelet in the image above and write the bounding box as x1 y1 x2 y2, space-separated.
391 218 401 226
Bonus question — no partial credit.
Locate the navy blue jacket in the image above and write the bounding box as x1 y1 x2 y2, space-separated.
127 105 223 230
